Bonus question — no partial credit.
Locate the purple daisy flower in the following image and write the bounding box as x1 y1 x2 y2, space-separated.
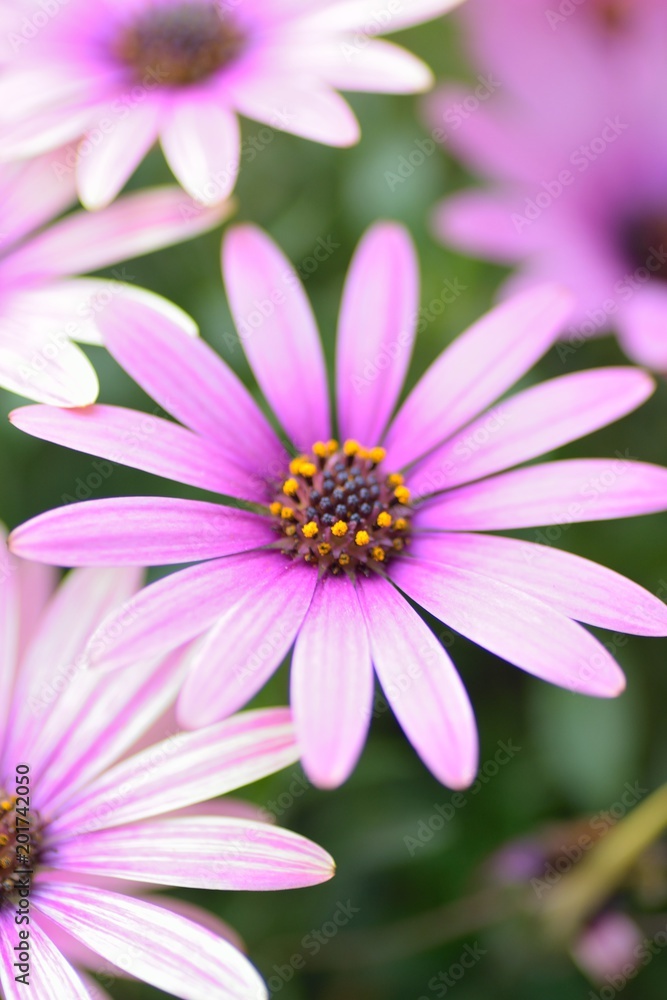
0 146 228 406
10 222 667 790
0 0 463 209
0 532 334 999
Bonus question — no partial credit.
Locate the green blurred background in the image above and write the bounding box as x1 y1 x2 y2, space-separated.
3 12 667 1000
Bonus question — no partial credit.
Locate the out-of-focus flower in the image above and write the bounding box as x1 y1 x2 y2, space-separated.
0 0 464 209
10 222 667 790
0 531 334 999
428 0 667 369
0 147 229 405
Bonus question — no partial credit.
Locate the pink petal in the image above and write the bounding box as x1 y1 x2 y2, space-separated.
357 575 478 788
48 708 298 836
383 284 574 470
223 224 331 450
34 885 268 1000
230 77 360 146
304 0 465 32
0 536 20 753
0 152 76 253
77 101 160 210
313 39 432 93
0 318 99 406
618 284 667 371
161 99 240 203
390 557 626 697
417 459 667 531
433 189 540 264
50 816 335 890
0 911 91 1000
178 560 317 727
336 222 418 445
409 368 655 497
98 295 282 472
4 186 231 281
10 497 271 567
10 404 266 502
291 576 373 788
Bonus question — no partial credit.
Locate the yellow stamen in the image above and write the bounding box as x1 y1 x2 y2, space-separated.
318 542 332 556
371 546 386 562
388 473 404 487
355 530 370 546
312 441 329 458
394 485 411 505
283 478 299 496
339 553 350 566
331 520 348 538
270 501 282 516
289 455 307 476
0 800 12 812
285 525 297 537
281 506 295 520
392 538 405 551
302 521 318 539
326 439 339 455
394 517 408 531
376 511 392 528
300 461 317 479
368 447 386 465
343 439 361 457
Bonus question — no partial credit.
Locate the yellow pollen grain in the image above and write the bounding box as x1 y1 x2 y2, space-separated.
394 485 411 505
300 462 317 479
376 511 392 528
394 517 408 531
0 800 11 812
331 520 348 537
388 473 404 487
289 455 308 475
318 542 332 556
312 441 328 458
371 546 386 562
302 521 318 539
355 530 370 546
326 439 339 455
282 478 299 496
285 525 297 537
270 501 282 516
343 439 361 457
392 538 405 551
281 506 295 520
339 553 350 566
368 447 386 464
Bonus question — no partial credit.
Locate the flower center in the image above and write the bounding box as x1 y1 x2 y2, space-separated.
0 791 42 905
622 214 667 283
112 2 245 87
594 0 631 29
270 440 412 577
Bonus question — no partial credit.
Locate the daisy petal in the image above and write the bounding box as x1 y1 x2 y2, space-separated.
618 284 667 371
34 885 268 1000
77 101 160 210
315 39 433 93
336 222 418 445
357 574 478 788
0 319 98 406
383 284 573 470
48 708 298 836
223 224 331 450
417 459 667 531
304 0 465 33
409 368 655 496
0 537 20 748
10 404 266 501
0 911 92 999
50 816 335 890
391 557 626 697
230 78 360 146
178 560 317 727
291 576 373 789
161 99 241 204
410 532 667 636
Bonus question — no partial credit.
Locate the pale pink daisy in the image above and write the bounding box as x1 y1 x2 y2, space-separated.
0 530 334 999
0 0 464 209
0 145 228 405
10 222 667 791
428 0 667 369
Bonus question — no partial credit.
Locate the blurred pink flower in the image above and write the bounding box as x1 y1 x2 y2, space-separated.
0 146 228 405
0 532 334 999
572 911 644 984
0 0 463 209
428 0 667 369
10 222 667 790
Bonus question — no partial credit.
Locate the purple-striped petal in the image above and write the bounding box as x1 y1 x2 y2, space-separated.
357 575 478 788
409 532 667 636
383 284 573 470
291 576 373 789
391 557 626 697
223 225 331 450
417 459 667 531
9 497 271 566
48 708 298 838
77 101 160 211
10 404 266 502
0 911 92 1000
49 816 335 890
408 368 655 497
34 885 267 1000
161 98 241 204
336 222 418 445
177 560 317 727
